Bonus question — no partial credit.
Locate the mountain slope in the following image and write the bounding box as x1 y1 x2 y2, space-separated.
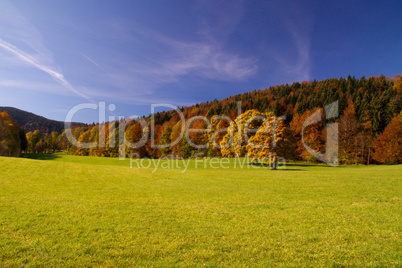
0 106 83 134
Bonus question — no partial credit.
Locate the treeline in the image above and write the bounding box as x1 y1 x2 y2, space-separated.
24 131 65 154
61 75 401 165
1 75 401 164
62 107 401 165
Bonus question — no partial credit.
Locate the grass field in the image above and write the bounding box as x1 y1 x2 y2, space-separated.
0 153 401 266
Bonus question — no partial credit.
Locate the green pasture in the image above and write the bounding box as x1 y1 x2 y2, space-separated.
0 153 400 266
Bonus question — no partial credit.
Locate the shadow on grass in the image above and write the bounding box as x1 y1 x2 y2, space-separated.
23 153 61 161
248 163 304 171
276 169 304 171
286 163 340 168
248 161 342 170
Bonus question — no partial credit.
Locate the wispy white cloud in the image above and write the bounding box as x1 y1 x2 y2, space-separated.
69 0 256 103
0 79 66 95
79 51 103 69
77 84 196 107
0 0 95 103
0 0 52 65
0 39 92 101
0 0 256 107
85 14 258 101
125 38 257 82
133 0 256 82
264 1 313 82
150 33 258 81
270 31 311 82
192 0 245 42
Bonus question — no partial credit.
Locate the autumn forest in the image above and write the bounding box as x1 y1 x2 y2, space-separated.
1 75 401 165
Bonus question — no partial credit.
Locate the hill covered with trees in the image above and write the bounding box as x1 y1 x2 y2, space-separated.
0 106 84 134
59 74 402 165
2 75 401 165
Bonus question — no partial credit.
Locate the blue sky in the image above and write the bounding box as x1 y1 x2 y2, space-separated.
0 0 401 123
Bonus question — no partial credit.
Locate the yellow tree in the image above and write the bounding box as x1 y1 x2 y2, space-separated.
25 132 34 153
98 122 110 156
88 125 100 156
77 129 91 156
206 115 231 157
106 122 119 157
48 131 59 153
157 125 172 157
220 110 271 157
57 132 68 151
247 116 297 169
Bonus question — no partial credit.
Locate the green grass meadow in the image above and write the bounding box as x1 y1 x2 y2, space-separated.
0 153 401 266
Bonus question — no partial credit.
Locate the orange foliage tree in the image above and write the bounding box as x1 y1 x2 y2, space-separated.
372 113 402 164
339 101 360 164
290 108 325 162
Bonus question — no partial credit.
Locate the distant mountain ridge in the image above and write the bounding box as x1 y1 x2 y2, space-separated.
0 106 83 134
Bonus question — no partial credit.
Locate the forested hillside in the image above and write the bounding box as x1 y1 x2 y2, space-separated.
0 106 83 134
151 74 401 137
57 75 402 165
3 75 402 164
